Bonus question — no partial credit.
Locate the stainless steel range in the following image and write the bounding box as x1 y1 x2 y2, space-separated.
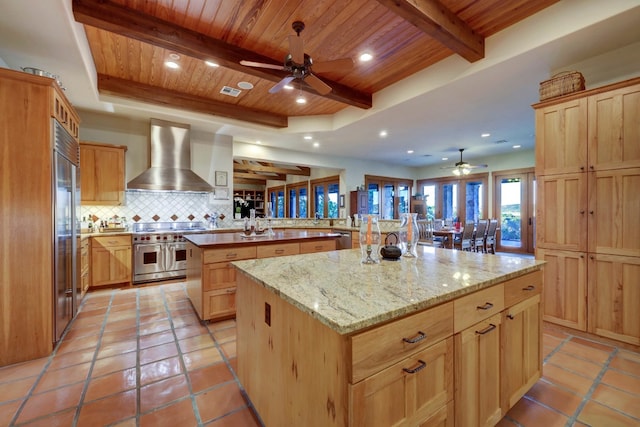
132 221 207 284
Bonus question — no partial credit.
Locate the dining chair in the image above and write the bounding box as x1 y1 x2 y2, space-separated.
417 220 443 248
453 221 475 251
485 219 499 254
473 219 488 252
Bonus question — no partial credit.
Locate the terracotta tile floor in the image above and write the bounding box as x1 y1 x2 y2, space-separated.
1 282 639 426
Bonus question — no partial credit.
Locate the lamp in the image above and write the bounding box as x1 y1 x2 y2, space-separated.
295 80 306 104
452 166 470 176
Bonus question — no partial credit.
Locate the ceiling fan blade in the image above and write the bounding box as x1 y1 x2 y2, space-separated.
312 58 354 73
240 60 285 71
288 35 304 64
268 76 295 94
468 164 488 169
305 73 332 95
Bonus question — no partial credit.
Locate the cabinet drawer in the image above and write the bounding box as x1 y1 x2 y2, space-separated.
203 262 237 292
454 285 504 333
203 288 236 321
256 243 300 259
92 235 131 248
351 301 453 383
203 245 256 264
504 270 542 307
300 239 336 254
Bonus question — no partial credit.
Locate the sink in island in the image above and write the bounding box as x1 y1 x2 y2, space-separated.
184 230 340 322
232 246 545 427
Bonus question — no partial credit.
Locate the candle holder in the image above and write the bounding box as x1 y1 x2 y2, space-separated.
399 213 419 257
359 215 381 264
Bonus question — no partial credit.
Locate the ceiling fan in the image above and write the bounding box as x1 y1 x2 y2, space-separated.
240 21 354 96
441 149 488 176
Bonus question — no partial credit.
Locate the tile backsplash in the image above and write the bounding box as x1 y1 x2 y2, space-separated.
81 190 234 227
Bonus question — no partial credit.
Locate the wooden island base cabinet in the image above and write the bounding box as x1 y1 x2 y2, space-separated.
235 248 543 427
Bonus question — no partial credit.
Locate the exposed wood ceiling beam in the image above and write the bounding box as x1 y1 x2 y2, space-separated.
233 162 311 176
234 172 287 181
72 0 372 110
233 177 267 186
97 74 287 128
376 0 484 62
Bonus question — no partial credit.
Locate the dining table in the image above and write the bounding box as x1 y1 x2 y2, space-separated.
432 228 462 249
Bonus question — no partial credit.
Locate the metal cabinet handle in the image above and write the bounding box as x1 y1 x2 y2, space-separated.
402 331 427 344
507 314 515 320
580 210 585 214
402 360 427 374
226 253 237 259
476 302 494 310
522 285 535 291
475 323 497 335
275 249 284 254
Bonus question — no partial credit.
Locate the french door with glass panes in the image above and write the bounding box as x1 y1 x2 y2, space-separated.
493 169 536 253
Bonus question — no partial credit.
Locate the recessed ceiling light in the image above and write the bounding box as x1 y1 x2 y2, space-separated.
407 150 414 154
313 142 320 148
256 140 261 145
304 135 312 140
379 130 388 137
238 81 254 90
168 53 180 60
481 133 491 138
164 61 180 69
359 53 373 62
205 60 219 67
442 157 448 161
284 84 294 90
513 145 521 149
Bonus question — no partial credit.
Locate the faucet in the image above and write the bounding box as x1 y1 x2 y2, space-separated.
313 212 321 225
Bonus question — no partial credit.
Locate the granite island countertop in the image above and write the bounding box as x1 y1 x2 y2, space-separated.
233 246 544 335
184 229 339 249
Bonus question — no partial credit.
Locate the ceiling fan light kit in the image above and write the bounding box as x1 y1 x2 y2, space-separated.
240 21 354 99
443 148 488 176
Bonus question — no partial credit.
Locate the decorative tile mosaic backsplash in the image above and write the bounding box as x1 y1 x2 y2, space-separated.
80 190 234 228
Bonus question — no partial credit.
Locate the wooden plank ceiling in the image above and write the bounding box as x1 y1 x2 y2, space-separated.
73 0 559 128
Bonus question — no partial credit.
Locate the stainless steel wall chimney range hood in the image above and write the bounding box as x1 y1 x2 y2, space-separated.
127 119 214 192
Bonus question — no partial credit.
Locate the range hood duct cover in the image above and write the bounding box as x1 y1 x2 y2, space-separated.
127 119 214 192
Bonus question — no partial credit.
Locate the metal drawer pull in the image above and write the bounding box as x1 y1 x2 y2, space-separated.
522 285 535 291
507 314 515 320
275 249 284 254
476 302 494 310
402 331 427 344
403 360 427 374
225 253 237 259
475 323 497 335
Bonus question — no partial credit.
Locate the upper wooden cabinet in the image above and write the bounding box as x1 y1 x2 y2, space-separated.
535 78 640 175
588 83 640 171
80 141 126 205
535 98 587 175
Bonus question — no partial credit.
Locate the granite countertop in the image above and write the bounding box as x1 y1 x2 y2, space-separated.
185 229 340 248
233 247 544 335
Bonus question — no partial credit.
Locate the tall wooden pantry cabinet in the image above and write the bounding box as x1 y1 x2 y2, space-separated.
534 76 640 345
0 68 81 366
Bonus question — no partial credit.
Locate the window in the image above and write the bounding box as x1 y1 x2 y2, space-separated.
417 173 488 221
287 182 308 218
310 175 340 218
364 175 413 219
267 185 285 218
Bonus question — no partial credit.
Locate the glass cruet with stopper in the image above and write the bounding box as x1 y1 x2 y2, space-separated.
359 215 381 264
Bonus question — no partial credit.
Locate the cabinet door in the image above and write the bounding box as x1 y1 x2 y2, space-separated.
501 295 542 412
536 248 587 331
204 288 236 321
454 313 502 427
588 168 640 257
535 98 587 175
80 143 125 205
91 246 131 286
350 337 453 427
588 83 640 171
536 173 587 252
588 253 640 345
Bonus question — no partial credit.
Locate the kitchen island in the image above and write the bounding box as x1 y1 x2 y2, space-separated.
184 230 339 321
233 246 544 427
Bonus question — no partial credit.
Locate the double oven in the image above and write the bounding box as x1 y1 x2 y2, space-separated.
132 222 206 284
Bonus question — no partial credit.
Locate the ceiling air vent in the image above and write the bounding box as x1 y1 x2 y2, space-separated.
220 86 242 97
